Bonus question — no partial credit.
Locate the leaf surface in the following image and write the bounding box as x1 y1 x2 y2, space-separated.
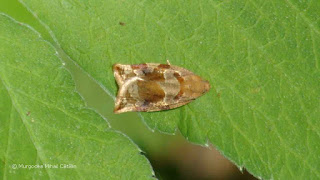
0 14 154 179
19 0 320 179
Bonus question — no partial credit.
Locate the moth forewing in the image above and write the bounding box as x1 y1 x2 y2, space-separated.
113 63 210 113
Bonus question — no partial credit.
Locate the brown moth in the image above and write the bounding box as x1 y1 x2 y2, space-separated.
113 61 210 113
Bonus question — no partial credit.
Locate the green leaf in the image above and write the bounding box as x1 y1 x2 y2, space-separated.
19 0 320 179
0 14 154 179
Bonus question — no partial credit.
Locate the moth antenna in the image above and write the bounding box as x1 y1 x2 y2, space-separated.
166 59 171 65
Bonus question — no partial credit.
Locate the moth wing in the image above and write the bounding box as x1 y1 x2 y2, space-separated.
155 99 193 112
115 97 193 113
145 63 194 76
142 99 194 112
114 95 139 114
113 63 210 113
113 64 137 86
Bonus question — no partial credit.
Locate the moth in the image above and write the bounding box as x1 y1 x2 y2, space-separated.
113 61 210 113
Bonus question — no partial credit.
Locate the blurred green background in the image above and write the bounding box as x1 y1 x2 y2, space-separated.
0 1 257 179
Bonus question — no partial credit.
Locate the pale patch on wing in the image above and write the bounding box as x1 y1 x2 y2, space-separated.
159 69 180 105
